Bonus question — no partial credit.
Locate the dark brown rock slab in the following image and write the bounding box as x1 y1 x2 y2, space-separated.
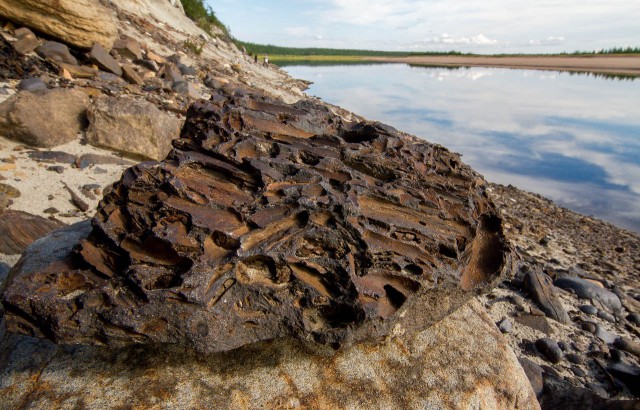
90 43 122 76
523 271 571 324
2 91 513 353
0 210 64 254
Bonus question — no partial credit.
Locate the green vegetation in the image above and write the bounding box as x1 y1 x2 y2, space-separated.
180 0 231 39
566 46 640 55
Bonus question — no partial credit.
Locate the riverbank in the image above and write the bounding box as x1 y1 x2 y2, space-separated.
368 54 640 76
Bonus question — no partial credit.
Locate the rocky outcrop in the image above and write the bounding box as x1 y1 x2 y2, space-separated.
0 88 89 147
0 0 117 49
2 90 512 354
0 219 536 409
85 96 183 160
0 211 64 254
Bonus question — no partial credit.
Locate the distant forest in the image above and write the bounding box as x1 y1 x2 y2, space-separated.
239 42 640 57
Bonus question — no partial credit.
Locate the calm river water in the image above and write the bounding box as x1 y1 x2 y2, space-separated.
280 63 640 232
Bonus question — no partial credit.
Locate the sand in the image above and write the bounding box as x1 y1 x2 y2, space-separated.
369 54 640 76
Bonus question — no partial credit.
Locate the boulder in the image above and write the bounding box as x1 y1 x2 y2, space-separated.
0 88 90 147
3 91 512 354
0 219 537 409
85 96 182 160
0 0 117 49
523 271 571 324
36 41 78 65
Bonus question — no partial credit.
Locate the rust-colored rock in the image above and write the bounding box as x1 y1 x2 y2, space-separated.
2 91 512 353
0 210 64 254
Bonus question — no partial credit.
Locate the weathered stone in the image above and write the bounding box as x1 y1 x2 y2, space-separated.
86 96 182 160
607 363 640 397
28 150 77 164
122 64 144 85
0 294 538 409
535 337 563 364
614 337 640 358
36 41 78 65
133 58 159 72
17 77 46 92
523 271 571 324
0 210 64 254
177 63 197 76
172 80 201 99
75 153 135 170
0 183 20 199
515 315 553 335
54 62 99 79
0 88 89 147
112 37 143 60
519 357 544 398
628 312 640 326
579 304 598 315
90 43 122 76
0 0 118 49
12 28 41 55
160 63 183 83
498 317 514 333
555 276 622 312
3 91 512 354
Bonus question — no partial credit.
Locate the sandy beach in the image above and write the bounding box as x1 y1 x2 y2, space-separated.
370 54 640 76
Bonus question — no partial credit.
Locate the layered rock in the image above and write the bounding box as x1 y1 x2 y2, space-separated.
0 0 117 49
2 91 512 353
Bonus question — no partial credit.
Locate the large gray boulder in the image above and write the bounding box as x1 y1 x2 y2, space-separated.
0 0 117 49
85 96 183 160
0 89 90 148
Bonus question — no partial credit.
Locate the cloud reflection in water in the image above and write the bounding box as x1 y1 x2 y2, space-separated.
282 64 640 232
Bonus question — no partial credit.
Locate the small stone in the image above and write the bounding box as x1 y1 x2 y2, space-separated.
55 62 99 79
594 324 617 344
60 68 73 80
47 165 65 174
523 271 570 324
566 353 585 365
579 305 598 315
90 43 122 76
555 276 622 312
609 348 624 363
18 78 47 92
122 64 144 85
535 338 563 364
13 29 41 55
28 151 77 164
614 337 640 358
585 383 609 399
133 59 159 72
572 341 588 352
43 207 59 214
581 321 597 333
497 318 513 333
627 313 640 326
36 41 77 65
597 310 616 323
538 236 550 246
530 307 545 316
172 80 201 99
0 163 16 172
177 63 197 76
571 366 587 377
161 63 183 83
146 51 165 65
0 183 20 198
112 37 142 60
93 167 107 174
63 184 89 212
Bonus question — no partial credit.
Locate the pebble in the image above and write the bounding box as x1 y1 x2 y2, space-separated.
0 163 16 171
43 207 59 214
0 183 21 198
614 337 640 358
571 366 587 377
554 276 622 312
497 318 513 333
47 165 65 174
565 353 585 365
530 307 545 316
627 312 640 326
18 78 47 92
535 337 564 364
597 310 616 323
579 305 598 315
581 322 597 333
509 294 527 310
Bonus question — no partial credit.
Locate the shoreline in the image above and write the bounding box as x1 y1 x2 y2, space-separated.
367 54 640 76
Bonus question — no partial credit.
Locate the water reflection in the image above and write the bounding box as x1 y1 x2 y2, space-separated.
281 64 640 232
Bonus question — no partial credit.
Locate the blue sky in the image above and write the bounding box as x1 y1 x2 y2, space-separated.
211 0 640 53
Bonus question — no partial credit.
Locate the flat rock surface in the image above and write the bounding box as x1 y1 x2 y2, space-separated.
0 298 538 410
2 91 512 354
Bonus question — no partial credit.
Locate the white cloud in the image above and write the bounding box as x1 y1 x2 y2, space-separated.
528 36 565 46
423 33 499 45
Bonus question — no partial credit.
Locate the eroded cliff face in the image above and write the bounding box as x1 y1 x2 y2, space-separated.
2 90 512 353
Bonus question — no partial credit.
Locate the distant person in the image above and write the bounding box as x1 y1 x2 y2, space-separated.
264 54 269 66
254 54 258 63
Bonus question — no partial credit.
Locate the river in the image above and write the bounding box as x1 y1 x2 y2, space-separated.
279 63 640 233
